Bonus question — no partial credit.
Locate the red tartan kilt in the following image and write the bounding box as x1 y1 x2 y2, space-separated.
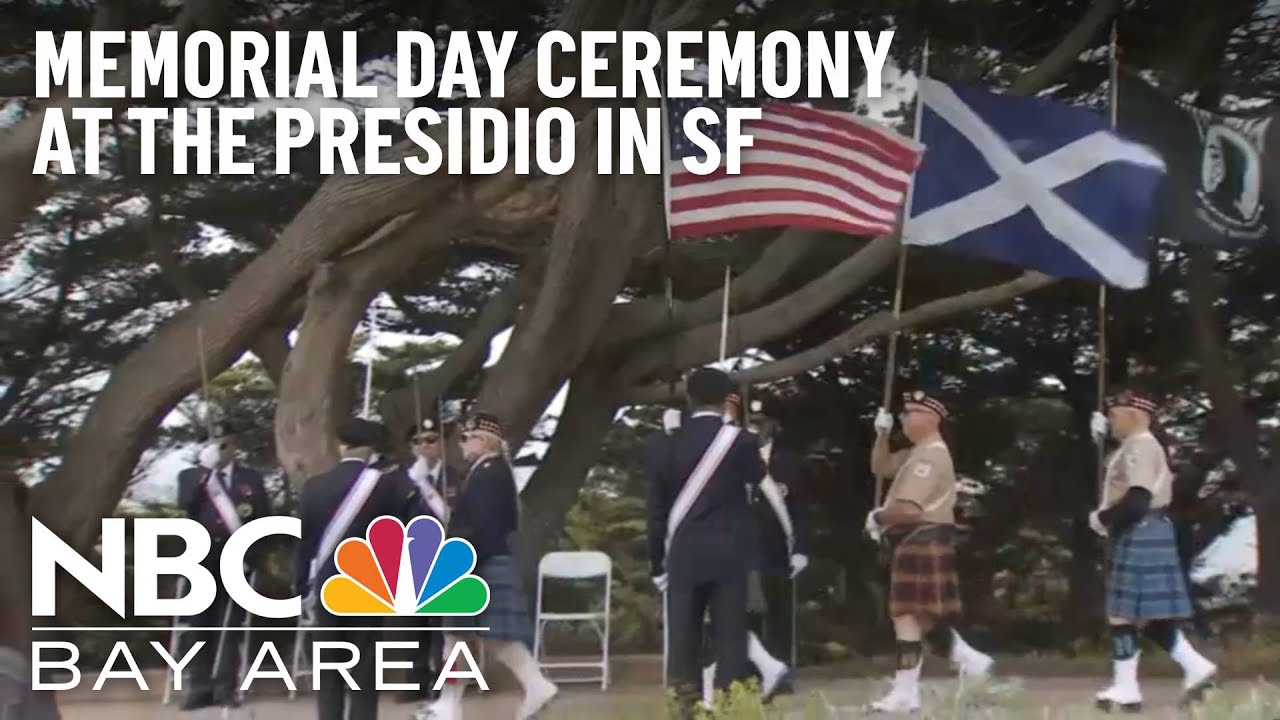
887 525 962 620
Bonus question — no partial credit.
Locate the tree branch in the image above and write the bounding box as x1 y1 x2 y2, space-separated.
0 0 232 248
599 227 824 352
617 234 899 384
378 276 526 439
1007 0 1123 95
622 271 1056 404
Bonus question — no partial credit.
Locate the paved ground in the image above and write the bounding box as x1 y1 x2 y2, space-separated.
55 675 1255 719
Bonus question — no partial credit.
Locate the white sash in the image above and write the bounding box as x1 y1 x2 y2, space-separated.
310 465 383 583
665 425 740 553
758 444 795 553
202 469 243 533
410 458 449 521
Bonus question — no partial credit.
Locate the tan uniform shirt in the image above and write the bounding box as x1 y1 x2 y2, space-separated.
882 440 956 525
1102 430 1173 510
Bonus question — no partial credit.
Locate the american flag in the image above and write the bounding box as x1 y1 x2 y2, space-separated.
664 96 925 240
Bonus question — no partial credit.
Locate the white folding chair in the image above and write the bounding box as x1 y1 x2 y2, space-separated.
532 551 611 690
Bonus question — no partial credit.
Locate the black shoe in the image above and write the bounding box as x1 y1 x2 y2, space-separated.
213 689 242 708
180 692 216 711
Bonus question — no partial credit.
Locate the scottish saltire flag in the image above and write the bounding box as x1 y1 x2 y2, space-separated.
906 77 1167 289
664 94 924 240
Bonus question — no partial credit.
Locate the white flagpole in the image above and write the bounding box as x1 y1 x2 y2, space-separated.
1096 23 1118 501
876 37 929 504
360 303 378 419
719 264 731 363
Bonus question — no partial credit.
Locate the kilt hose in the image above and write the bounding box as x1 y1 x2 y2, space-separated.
886 524 962 621
1107 512 1193 621
447 555 535 649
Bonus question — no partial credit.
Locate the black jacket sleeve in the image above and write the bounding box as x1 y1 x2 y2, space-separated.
773 449 812 556
294 481 317 599
1098 487 1153 535
177 467 206 516
645 433 673 578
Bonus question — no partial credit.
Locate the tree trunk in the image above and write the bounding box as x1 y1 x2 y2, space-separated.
378 278 525 439
1185 249 1275 612
475 113 662 445
275 263 375 484
0 480 32 658
511 368 620 575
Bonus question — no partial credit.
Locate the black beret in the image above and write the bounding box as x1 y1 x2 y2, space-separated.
337 417 387 449
686 367 732 406
405 418 443 441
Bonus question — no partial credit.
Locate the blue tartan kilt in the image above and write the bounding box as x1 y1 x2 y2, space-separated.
1107 513 1193 621
448 555 534 648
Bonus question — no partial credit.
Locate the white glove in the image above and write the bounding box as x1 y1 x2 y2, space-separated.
873 408 894 434
1088 509 1108 537
652 574 669 592
865 508 883 542
1090 412 1109 442
662 408 682 433
197 443 220 469
789 554 809 578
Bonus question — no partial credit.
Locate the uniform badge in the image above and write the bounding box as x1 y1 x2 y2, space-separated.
778 484 789 498
236 502 253 518
1124 453 1138 468
913 462 932 478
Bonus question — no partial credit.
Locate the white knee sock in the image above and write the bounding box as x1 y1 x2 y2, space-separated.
435 636 467 708
493 640 549 692
747 632 785 675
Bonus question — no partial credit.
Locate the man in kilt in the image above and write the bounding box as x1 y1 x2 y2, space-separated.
426 413 558 720
1088 389 1217 712
865 390 993 714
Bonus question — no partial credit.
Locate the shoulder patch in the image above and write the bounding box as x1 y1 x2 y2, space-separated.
1125 452 1138 467
913 462 932 478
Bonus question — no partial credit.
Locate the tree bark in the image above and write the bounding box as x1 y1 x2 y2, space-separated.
617 235 898 386
599 227 822 351
378 279 524 440
511 368 621 574
474 112 664 447
623 268 1053 403
0 479 32 658
1185 249 1277 614
29 0 728 553
0 0 229 249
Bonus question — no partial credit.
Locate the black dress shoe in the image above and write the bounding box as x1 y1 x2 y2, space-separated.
180 692 216 711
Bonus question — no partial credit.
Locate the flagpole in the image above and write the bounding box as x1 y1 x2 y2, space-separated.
719 264 732 363
360 302 379 419
1096 23 1118 500
876 36 929 505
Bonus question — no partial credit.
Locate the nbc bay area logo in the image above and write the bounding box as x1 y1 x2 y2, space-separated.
322 515 491 616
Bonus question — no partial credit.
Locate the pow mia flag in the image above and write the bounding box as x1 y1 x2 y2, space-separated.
1117 70 1277 248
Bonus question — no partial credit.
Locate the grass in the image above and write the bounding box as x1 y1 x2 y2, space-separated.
555 677 1280 719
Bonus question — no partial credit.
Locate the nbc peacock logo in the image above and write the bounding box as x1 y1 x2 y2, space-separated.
321 515 490 616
